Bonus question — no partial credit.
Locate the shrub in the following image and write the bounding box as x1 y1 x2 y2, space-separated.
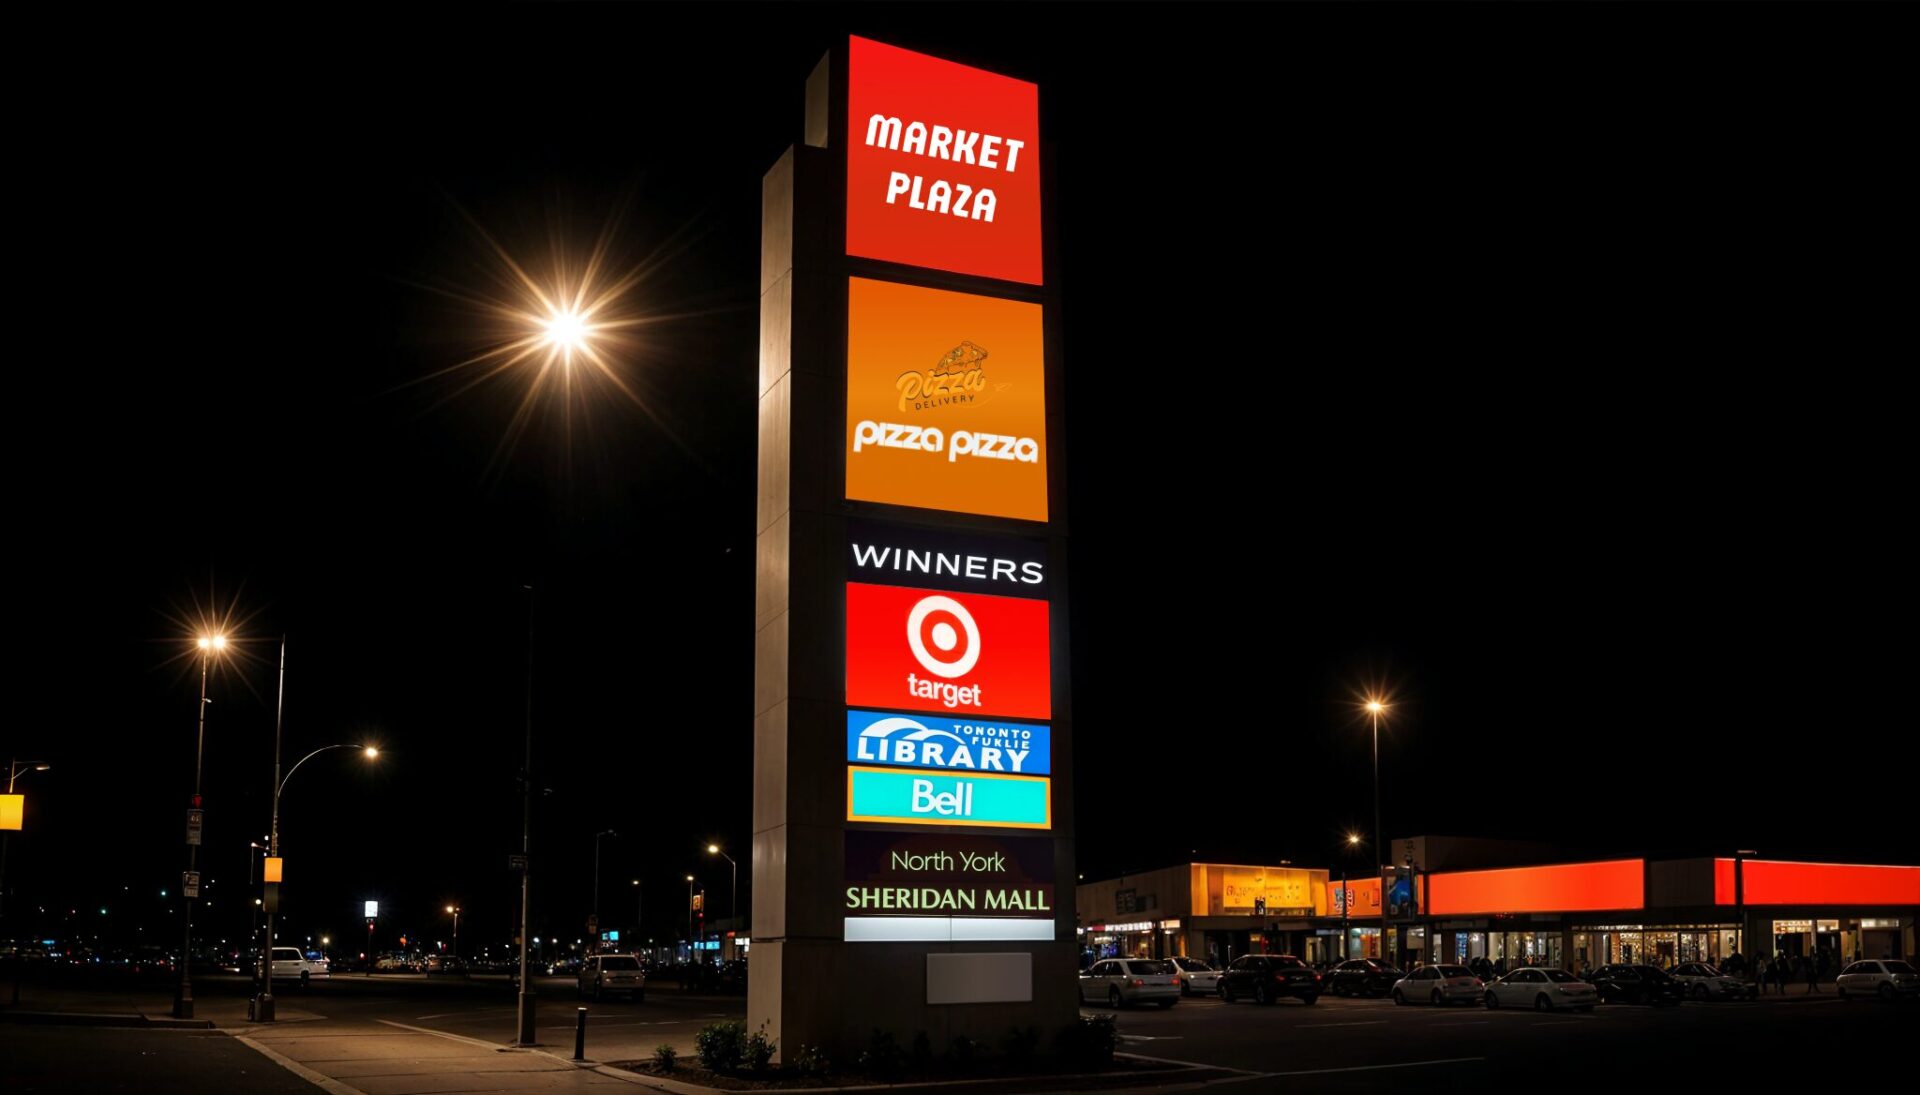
791 1043 830 1077
910 1030 933 1072
1054 1014 1121 1067
857 1029 904 1079
949 1035 984 1072
650 1045 677 1073
744 1023 777 1073
1001 1025 1041 1061
695 1021 747 1072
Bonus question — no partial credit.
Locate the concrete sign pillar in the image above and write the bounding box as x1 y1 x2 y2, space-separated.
753 39 1074 1059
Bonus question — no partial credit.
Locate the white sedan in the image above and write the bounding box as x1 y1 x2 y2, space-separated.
1671 962 1753 1001
1483 967 1597 1011
1080 958 1180 1008
1837 959 1920 1001
1392 964 1483 1006
1170 956 1220 996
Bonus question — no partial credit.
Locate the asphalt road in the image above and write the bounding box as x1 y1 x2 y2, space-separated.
7 971 1914 1092
1098 988 1918 1088
0 1026 326 1094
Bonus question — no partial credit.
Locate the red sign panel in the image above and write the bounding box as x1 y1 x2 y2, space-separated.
846 35 1042 285
1426 859 1644 916
1714 859 1920 906
845 581 1050 720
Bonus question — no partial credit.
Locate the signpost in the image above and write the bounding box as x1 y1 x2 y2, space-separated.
754 35 1069 1059
185 809 203 846
182 871 200 899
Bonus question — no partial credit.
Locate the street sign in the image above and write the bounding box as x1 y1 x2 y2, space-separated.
364 900 379 918
508 854 528 871
182 871 200 898
186 808 204 846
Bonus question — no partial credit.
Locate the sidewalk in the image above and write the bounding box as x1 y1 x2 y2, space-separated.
231 1016 650 1095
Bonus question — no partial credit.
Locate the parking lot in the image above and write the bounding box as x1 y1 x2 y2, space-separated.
1094 990 1916 1087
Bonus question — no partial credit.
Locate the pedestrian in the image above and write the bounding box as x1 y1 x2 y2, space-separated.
1775 953 1791 996
1755 956 1770 994
1806 955 1820 994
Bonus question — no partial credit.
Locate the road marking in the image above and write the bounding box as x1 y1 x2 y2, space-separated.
1115 1051 1267 1076
376 1018 516 1050
228 1032 370 1095
1265 1057 1486 1077
414 1008 517 1021
1299 1020 1388 1028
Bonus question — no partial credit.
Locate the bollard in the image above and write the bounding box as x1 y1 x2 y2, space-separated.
573 1007 587 1061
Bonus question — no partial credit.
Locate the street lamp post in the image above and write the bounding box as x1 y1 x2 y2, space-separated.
2 760 52 921
447 905 461 960
4 759 51 1007
685 875 696 963
173 633 225 1019
631 879 642 940
1341 833 1363 961
514 583 537 1047
592 830 617 950
707 844 736 922
1363 698 1392 968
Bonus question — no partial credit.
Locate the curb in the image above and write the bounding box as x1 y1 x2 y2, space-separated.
0 1010 215 1029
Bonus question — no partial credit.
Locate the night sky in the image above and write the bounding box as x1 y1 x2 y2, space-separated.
14 5 1912 957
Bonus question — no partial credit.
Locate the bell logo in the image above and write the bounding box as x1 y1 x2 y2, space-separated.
907 595 980 678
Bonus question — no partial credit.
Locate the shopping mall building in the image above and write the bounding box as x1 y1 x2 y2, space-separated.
1077 836 1919 973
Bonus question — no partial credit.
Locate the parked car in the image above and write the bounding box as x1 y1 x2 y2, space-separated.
1670 962 1753 1001
1587 964 1684 1006
424 955 468 976
1483 967 1596 1011
1219 954 1321 1006
1170 956 1221 996
578 954 646 1001
267 946 329 984
1392 964 1483 1006
1836 959 1920 1001
1080 958 1180 1008
1326 958 1404 998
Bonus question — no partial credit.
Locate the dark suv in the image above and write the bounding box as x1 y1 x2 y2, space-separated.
1326 958 1404 997
1220 954 1322 1005
1588 964 1685 1006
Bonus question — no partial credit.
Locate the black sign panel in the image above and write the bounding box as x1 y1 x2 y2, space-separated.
844 830 1054 917
848 519 1047 598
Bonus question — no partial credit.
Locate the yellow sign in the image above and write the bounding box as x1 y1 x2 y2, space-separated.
263 857 284 883
0 794 21 831
1222 867 1319 914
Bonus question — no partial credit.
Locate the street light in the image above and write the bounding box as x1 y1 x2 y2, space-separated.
707 843 737 922
174 632 228 1019
685 874 696 961
1362 696 1391 966
1340 832 1364 961
592 830 617 950
447 905 461 959
631 879 642 942
3 760 50 1006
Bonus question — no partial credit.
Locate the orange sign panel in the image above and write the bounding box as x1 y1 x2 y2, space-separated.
1426 859 1643 916
1327 878 1382 919
845 278 1046 521
846 36 1042 285
1715 859 1920 906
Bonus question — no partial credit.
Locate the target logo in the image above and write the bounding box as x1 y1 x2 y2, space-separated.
847 581 1050 720
906 595 980 678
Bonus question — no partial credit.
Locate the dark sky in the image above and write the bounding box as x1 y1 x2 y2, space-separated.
13 5 1913 957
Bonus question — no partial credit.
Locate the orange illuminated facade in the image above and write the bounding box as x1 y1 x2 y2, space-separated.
1714 859 1920 906
1327 877 1381 918
1426 859 1644 916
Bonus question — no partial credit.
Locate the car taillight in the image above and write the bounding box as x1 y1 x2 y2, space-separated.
1130 979 1144 987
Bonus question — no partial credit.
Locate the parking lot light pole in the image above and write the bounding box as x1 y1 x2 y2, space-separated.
174 633 226 1019
707 844 736 921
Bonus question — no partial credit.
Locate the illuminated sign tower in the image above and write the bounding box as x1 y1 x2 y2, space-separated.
753 37 1072 1056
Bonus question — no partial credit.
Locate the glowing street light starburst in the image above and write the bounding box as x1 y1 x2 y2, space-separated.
404 201 715 478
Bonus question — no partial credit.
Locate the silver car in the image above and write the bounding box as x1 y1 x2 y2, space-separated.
1170 956 1221 996
1836 959 1920 1001
1080 957 1180 1008
1392 963 1483 1006
1483 967 1597 1011
1671 962 1753 1001
578 953 646 1001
